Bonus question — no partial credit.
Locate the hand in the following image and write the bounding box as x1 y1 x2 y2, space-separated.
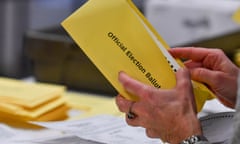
169 47 239 108
115 68 202 144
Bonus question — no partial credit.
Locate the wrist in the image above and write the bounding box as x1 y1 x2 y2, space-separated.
180 135 208 144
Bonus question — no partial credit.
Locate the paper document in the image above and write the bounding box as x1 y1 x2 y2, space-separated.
29 135 105 144
0 123 65 144
32 112 234 144
62 0 215 111
32 115 161 144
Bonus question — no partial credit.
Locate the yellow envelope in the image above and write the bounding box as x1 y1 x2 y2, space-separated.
0 77 65 108
64 92 123 120
62 0 215 111
232 8 240 24
0 96 68 121
0 103 69 121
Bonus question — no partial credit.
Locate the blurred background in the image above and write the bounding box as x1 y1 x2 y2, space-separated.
0 0 87 78
1 0 240 96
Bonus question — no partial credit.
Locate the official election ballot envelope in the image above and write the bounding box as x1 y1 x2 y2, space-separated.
62 0 215 111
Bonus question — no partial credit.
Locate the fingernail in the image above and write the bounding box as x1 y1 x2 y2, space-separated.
118 71 124 83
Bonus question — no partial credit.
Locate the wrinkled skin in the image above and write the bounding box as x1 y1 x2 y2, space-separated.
169 47 239 108
115 47 239 143
116 69 202 143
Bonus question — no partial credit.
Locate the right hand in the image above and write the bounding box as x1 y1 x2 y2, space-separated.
169 47 240 108
115 69 202 143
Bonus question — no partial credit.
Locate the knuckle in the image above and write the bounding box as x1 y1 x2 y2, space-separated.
115 97 128 112
145 129 157 138
210 72 222 84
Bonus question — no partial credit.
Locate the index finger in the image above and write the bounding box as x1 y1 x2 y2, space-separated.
118 71 153 100
169 47 215 62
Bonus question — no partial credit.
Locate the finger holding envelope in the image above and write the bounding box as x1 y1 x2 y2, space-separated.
115 69 202 143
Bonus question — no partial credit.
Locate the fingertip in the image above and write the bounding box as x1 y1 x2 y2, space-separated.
177 67 190 76
176 68 192 86
118 71 133 86
118 71 125 83
118 71 123 78
118 71 124 76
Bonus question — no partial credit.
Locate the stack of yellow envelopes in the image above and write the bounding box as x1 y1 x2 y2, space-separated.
0 77 69 122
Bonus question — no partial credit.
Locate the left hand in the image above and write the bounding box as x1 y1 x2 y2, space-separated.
169 47 239 108
115 68 202 144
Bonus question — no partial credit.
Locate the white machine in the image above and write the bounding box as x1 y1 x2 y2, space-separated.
144 0 240 46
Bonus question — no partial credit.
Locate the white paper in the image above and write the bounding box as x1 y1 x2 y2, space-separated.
26 134 105 144
0 123 66 144
32 112 235 144
32 115 162 144
0 111 232 144
200 112 235 143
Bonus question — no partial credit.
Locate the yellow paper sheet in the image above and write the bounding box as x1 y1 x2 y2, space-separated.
62 0 215 111
65 92 122 120
0 97 67 120
0 104 69 121
233 8 240 24
0 77 65 108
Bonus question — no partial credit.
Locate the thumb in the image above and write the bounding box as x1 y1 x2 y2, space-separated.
176 68 197 112
176 68 192 89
